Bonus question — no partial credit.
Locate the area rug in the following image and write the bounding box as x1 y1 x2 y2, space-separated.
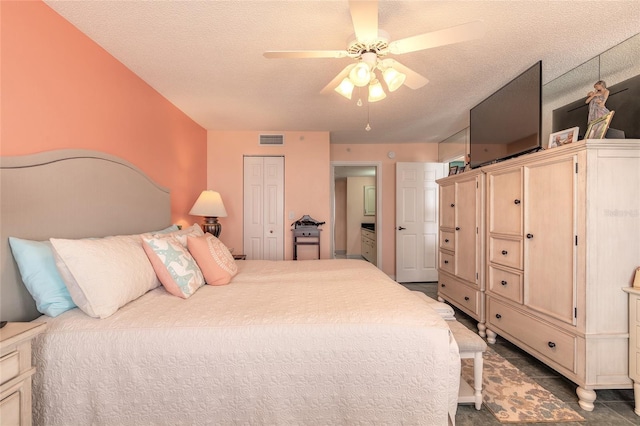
461 346 585 423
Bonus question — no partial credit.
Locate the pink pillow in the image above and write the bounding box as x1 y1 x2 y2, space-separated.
187 234 238 285
142 236 205 298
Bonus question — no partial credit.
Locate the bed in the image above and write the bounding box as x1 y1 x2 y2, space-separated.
1 150 460 425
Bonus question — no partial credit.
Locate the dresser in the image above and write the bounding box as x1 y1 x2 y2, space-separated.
481 139 640 410
1 322 47 425
436 168 486 336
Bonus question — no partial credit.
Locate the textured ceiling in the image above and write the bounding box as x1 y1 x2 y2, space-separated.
43 1 640 144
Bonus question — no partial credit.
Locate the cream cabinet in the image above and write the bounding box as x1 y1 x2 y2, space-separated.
484 139 640 411
361 228 376 266
1 322 46 426
437 169 486 336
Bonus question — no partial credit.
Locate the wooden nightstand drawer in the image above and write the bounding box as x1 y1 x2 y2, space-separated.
0 351 20 386
0 390 21 426
0 322 47 426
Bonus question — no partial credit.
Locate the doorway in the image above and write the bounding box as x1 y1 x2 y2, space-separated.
330 162 382 270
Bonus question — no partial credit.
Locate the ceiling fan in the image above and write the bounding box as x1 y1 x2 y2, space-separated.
264 0 484 102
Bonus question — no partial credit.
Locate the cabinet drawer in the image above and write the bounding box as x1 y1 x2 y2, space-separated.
0 350 20 386
439 251 455 275
439 230 455 250
0 391 20 426
487 297 576 372
489 236 522 270
361 229 375 240
488 265 523 303
438 276 480 317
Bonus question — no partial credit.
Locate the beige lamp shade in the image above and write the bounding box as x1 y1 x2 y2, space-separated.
189 190 227 217
189 190 227 237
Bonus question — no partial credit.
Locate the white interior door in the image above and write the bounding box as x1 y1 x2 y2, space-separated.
243 156 284 260
396 162 446 282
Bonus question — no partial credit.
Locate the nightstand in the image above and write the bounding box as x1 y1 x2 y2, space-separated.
1 322 47 425
623 287 640 416
233 254 246 260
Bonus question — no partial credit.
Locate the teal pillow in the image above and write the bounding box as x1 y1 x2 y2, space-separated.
8 237 76 317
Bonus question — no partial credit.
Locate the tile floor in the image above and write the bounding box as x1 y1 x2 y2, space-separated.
401 282 639 426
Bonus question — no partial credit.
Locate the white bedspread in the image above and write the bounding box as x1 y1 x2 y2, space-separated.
32 259 460 425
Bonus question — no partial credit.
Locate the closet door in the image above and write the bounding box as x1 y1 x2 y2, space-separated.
243 156 284 260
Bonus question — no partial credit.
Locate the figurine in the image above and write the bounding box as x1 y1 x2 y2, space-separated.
585 80 610 123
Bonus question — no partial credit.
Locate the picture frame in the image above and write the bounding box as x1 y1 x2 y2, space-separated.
448 165 458 176
548 127 579 149
584 111 615 140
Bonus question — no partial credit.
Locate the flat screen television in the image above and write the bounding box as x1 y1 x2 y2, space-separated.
469 61 542 169
552 73 640 140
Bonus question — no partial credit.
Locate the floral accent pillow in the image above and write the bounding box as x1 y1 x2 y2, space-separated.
142 236 205 298
187 234 238 285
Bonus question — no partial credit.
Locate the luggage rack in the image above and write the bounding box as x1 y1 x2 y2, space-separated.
291 215 324 260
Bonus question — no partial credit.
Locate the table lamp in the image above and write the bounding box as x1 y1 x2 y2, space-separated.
189 190 227 237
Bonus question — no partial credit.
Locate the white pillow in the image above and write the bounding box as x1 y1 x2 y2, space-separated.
50 234 160 319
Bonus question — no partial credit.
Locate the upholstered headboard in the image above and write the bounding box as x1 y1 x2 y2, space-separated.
1 150 171 321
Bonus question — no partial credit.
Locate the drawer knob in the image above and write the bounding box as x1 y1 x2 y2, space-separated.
455 227 460 231
444 239 449 243
495 314 502 319
501 250 508 255
514 199 521 205
450 203 455 208
501 280 507 286
526 233 534 239
464 296 470 301
548 341 556 349
444 260 449 264
440 283 446 287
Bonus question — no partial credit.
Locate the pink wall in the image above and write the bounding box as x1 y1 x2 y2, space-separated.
1 1 207 227
331 143 438 277
207 131 331 260
334 179 347 252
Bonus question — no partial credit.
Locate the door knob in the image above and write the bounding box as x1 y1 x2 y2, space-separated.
269 230 273 234
397 226 406 230
514 199 521 205
526 233 534 239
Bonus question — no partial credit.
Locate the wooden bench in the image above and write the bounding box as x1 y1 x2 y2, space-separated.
411 291 486 410
448 319 486 410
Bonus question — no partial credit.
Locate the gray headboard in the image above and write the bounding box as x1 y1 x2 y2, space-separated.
1 150 171 322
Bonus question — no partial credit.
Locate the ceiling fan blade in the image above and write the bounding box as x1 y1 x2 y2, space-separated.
349 0 379 41
381 59 429 89
320 64 356 94
264 50 348 59
389 20 485 55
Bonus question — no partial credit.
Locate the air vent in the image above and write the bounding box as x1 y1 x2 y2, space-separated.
259 134 284 145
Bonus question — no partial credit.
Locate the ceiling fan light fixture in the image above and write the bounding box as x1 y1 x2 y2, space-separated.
368 79 386 102
335 77 355 99
382 67 406 92
349 61 372 87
